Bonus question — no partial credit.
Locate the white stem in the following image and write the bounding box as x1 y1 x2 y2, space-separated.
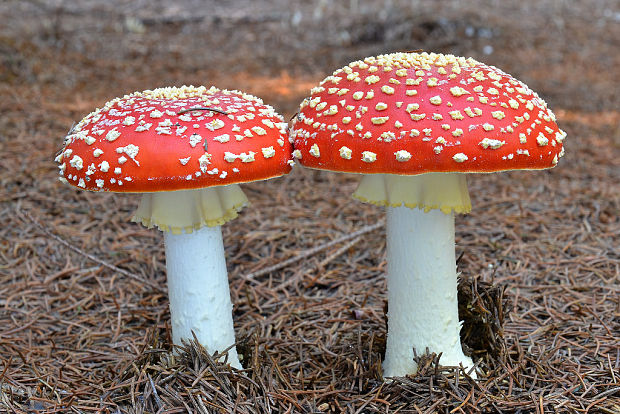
383 206 474 378
164 225 241 368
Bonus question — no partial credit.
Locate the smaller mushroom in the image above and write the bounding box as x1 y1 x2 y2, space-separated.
56 85 293 367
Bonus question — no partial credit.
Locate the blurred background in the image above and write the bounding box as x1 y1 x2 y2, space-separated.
2 0 618 115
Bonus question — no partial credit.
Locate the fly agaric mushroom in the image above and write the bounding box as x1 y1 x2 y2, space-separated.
56 85 293 368
290 52 565 378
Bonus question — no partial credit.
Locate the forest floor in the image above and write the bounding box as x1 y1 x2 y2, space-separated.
1 1 618 412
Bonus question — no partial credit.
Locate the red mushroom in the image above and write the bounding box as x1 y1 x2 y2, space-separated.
291 52 565 377
56 85 293 367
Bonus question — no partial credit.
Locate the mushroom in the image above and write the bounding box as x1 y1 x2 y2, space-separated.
56 85 293 368
290 52 565 378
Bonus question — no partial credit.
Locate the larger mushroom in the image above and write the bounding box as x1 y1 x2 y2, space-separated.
56 85 293 368
290 52 565 378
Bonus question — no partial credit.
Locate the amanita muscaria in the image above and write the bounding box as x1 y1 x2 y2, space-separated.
56 85 293 368
291 52 566 378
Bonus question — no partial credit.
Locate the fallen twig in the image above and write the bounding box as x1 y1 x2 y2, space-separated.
243 221 384 280
18 209 164 292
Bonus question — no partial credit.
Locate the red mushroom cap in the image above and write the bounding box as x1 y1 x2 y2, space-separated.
56 86 293 192
291 52 566 174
